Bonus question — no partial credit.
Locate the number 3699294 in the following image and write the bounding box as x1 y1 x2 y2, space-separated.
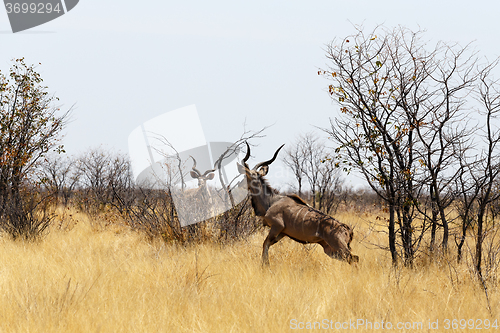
5 3 62 14
444 319 498 329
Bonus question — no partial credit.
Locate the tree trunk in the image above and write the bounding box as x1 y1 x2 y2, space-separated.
476 209 485 277
430 205 438 253
439 205 449 252
389 203 397 266
457 216 468 263
402 204 414 267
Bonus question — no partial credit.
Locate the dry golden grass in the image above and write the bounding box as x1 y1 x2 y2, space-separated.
0 208 499 332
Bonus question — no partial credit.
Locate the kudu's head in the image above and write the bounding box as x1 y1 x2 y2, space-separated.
189 156 215 188
236 142 284 197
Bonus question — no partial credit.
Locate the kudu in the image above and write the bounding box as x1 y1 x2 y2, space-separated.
237 143 359 265
176 156 216 226
189 155 215 195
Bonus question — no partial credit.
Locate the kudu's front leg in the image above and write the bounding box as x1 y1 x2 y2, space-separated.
262 225 284 266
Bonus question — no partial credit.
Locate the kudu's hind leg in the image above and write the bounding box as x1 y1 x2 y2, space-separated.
262 225 284 266
270 233 285 245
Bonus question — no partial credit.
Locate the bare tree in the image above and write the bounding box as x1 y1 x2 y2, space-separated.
283 132 342 213
316 155 343 214
75 148 133 215
76 148 112 212
38 154 80 206
106 153 135 215
453 153 478 263
283 141 305 197
321 25 483 266
473 64 500 277
300 133 323 208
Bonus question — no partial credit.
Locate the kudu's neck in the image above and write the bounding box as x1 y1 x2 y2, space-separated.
248 178 281 217
198 183 210 199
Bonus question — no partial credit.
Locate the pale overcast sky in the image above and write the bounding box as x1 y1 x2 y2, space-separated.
1 0 499 186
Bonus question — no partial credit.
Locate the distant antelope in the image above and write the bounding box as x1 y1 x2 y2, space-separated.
237 143 359 265
175 156 216 225
189 155 215 198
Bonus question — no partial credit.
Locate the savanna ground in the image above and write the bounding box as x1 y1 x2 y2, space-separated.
0 208 498 332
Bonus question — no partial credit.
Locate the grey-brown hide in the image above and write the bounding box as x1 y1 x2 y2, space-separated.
237 143 359 265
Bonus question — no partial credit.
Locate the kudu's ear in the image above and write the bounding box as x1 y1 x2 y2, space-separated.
237 162 247 175
206 172 215 180
258 165 269 176
190 170 199 179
